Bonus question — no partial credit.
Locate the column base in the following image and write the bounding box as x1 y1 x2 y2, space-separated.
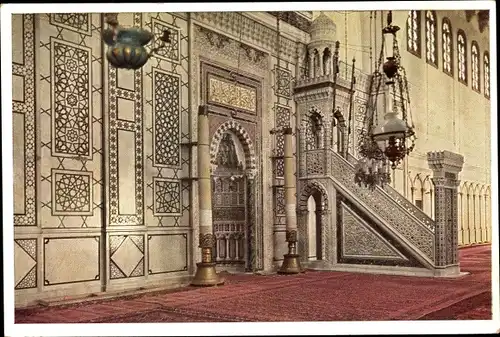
277 254 305 274
191 262 225 286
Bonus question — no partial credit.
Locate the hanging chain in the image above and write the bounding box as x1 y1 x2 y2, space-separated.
358 32 386 158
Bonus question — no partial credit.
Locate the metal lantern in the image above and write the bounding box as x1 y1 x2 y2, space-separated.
102 13 171 70
355 10 416 189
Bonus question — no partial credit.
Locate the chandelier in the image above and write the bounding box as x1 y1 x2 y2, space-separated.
355 11 416 190
102 13 171 70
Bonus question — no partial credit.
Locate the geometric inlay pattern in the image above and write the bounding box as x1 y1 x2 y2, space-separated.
341 204 405 259
50 13 91 35
107 13 143 226
153 69 180 167
52 169 93 215
13 15 37 226
151 18 180 63
274 104 290 177
51 39 92 158
274 65 292 98
109 235 144 279
14 239 37 289
275 187 286 216
153 178 181 216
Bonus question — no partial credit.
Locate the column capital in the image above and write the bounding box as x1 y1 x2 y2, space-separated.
427 150 464 177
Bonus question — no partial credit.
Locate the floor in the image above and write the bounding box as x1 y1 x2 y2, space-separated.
15 244 492 323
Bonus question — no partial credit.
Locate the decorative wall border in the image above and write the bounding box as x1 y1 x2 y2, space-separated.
107 13 144 226
13 14 36 227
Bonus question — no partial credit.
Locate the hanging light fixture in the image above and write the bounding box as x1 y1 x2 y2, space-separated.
102 13 171 70
355 10 416 190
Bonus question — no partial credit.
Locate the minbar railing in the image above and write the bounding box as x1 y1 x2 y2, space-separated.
299 148 436 264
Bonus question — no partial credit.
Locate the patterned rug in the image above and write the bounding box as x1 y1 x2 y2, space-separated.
15 245 492 323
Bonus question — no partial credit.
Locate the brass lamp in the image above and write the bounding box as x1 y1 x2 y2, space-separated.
355 10 416 189
102 13 171 70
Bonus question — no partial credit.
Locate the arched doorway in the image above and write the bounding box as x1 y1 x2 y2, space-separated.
298 181 329 263
307 193 323 260
209 122 257 272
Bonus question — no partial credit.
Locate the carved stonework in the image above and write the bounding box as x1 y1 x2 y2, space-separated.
267 11 312 33
240 43 266 64
198 26 230 49
286 230 298 242
427 150 464 268
192 12 296 63
341 205 404 259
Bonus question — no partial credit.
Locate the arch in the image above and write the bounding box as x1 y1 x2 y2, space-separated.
210 120 257 178
422 175 433 217
471 40 481 92
302 106 328 151
425 10 438 66
442 17 453 76
484 51 490 98
313 48 321 77
407 10 422 57
298 180 329 212
302 105 328 125
323 47 332 75
457 29 468 84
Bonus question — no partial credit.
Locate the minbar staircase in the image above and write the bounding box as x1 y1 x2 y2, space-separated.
298 148 460 277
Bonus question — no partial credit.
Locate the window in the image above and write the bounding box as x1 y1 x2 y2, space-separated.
442 18 453 75
407 10 421 57
425 11 438 66
484 52 490 98
457 30 467 84
471 41 480 92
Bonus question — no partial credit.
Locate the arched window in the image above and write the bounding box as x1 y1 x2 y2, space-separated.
305 110 324 150
471 41 480 92
484 51 490 98
442 18 453 76
425 11 438 66
457 29 467 84
407 10 421 57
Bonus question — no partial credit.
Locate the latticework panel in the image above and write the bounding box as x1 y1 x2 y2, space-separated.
331 151 435 262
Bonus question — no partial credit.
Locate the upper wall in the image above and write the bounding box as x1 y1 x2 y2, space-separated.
316 10 491 186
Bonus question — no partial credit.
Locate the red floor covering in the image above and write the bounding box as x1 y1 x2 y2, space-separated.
15 244 492 323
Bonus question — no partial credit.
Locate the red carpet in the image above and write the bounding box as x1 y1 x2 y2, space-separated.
15 245 492 323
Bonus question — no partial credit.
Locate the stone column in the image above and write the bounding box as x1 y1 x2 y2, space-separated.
319 49 325 76
308 52 315 78
191 106 224 286
427 151 464 277
297 209 309 263
278 127 303 274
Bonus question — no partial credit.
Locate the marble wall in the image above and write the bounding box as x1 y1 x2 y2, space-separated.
12 12 192 306
12 11 310 306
